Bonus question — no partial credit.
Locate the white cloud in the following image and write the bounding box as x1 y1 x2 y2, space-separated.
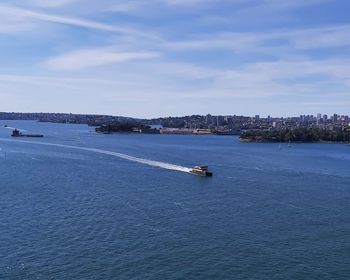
108 0 328 17
0 5 124 32
108 1 146 13
44 48 160 70
165 24 350 56
0 74 140 88
165 0 219 6
0 5 152 38
0 19 34 34
30 0 77 7
1 56 350 116
166 32 266 52
108 0 242 14
304 101 350 106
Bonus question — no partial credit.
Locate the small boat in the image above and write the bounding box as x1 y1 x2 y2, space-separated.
190 165 213 177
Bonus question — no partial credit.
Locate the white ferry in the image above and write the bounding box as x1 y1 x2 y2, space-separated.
190 165 213 177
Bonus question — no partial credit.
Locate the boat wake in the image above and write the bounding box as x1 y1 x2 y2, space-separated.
0 139 192 173
83 147 192 173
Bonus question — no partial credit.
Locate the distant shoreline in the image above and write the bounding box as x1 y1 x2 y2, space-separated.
239 128 350 144
239 139 350 144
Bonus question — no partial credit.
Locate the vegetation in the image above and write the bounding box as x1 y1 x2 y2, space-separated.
240 128 350 143
95 123 152 133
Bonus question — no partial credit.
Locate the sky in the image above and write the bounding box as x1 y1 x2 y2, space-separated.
0 0 349 118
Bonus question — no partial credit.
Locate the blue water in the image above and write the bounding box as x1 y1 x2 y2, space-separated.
1 121 350 279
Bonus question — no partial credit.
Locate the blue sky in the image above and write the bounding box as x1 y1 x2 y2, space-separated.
0 0 349 118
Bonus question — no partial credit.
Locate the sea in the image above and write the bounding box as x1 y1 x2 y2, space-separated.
1 120 350 280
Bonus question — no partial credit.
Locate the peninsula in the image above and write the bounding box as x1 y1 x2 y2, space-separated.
240 128 350 143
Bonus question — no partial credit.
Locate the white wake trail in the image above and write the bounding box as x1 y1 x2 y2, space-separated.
0 139 192 173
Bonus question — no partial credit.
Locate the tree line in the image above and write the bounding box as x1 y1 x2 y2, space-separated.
240 128 350 143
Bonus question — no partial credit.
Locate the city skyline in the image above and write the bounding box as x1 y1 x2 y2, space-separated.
1 111 349 121
0 0 350 117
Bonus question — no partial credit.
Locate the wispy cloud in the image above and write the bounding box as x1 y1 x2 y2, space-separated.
0 74 139 88
44 48 160 70
30 0 77 8
107 1 145 13
107 0 246 14
0 74 80 89
0 5 153 38
165 24 350 56
108 0 329 17
304 101 350 106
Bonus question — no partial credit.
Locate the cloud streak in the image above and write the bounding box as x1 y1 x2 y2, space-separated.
30 0 77 7
0 5 157 39
44 48 160 70
166 24 350 54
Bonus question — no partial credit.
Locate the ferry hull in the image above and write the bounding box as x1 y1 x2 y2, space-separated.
190 170 213 177
11 129 43 138
11 134 44 138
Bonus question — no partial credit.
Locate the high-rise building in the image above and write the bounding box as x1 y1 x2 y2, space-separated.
216 116 224 126
206 114 212 125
